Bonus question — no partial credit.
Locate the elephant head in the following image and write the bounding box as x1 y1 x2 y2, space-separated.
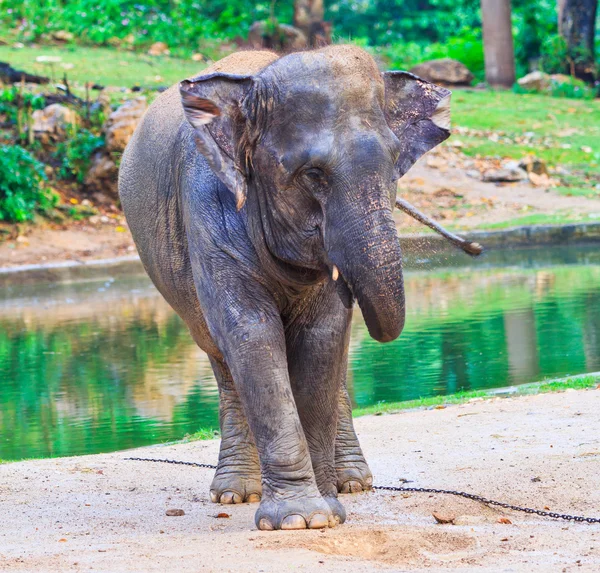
180 46 451 343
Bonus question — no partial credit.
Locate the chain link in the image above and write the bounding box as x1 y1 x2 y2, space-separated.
126 456 217 470
126 457 600 524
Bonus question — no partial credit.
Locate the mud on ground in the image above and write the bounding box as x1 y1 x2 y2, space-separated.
1 389 599 572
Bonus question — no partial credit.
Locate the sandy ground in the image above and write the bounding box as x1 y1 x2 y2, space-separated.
3 150 600 269
1 389 599 572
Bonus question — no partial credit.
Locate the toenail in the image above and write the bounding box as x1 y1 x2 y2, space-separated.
281 515 308 530
220 491 242 504
258 518 274 531
307 514 329 529
342 481 362 493
246 493 261 503
210 490 218 503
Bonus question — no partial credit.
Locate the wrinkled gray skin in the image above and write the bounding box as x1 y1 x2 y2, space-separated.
119 46 450 531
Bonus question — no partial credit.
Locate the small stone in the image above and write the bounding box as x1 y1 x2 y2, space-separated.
148 42 170 56
483 167 527 183
519 155 548 176
191 53 205 62
409 58 474 86
52 30 74 42
32 104 80 141
104 97 148 153
85 152 118 198
216 512 230 519
517 70 551 91
432 511 455 524
166 508 185 516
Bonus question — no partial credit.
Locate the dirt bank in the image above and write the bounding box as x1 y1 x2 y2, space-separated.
1 389 599 572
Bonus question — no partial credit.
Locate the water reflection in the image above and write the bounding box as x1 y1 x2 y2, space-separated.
1 246 599 460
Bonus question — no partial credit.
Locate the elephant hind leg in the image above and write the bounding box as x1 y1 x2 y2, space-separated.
209 357 262 504
335 385 373 493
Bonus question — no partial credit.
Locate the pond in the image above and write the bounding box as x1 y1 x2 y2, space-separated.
1 245 599 461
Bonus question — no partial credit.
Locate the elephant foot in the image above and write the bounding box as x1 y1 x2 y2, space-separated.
335 458 373 494
210 468 262 504
255 486 344 530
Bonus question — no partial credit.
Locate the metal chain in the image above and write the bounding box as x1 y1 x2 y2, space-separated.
126 456 218 470
372 484 600 524
126 457 600 524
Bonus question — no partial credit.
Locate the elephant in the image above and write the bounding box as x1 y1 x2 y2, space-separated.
119 45 451 531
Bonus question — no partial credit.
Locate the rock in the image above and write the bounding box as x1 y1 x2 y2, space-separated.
409 59 474 86
519 155 548 176
191 53 205 62
85 152 119 198
148 42 169 56
517 71 550 91
248 21 307 51
432 511 455 524
90 92 112 119
52 30 74 42
528 172 558 188
482 167 527 183
466 169 482 180
165 509 185 517
32 104 80 140
104 97 148 153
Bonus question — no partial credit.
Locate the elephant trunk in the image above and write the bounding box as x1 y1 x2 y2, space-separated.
325 181 405 343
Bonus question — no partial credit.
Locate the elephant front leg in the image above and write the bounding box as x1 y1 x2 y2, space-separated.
209 357 262 504
286 282 352 520
335 384 373 493
199 277 341 530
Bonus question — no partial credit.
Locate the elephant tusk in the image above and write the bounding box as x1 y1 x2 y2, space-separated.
395 197 483 257
332 265 339 281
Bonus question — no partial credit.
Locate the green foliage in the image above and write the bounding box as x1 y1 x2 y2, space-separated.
0 0 570 78
0 144 56 222
540 34 570 75
0 86 46 123
54 127 104 182
368 28 484 80
5 0 285 54
513 75 597 100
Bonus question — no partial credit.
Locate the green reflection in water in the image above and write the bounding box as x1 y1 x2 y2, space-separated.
1 246 599 460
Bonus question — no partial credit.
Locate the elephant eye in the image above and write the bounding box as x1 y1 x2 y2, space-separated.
303 167 328 186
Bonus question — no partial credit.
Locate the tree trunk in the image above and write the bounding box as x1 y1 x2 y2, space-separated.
560 0 598 82
293 0 330 47
480 0 516 88
557 0 567 33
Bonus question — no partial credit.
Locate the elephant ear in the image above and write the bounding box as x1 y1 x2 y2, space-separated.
180 73 253 209
382 71 451 177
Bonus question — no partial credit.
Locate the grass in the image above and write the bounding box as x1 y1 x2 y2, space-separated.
471 212 596 230
0 44 205 88
352 372 600 417
450 90 600 186
556 186 600 198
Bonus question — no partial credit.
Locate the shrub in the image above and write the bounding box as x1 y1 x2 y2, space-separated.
540 34 570 75
0 145 56 222
54 128 104 183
